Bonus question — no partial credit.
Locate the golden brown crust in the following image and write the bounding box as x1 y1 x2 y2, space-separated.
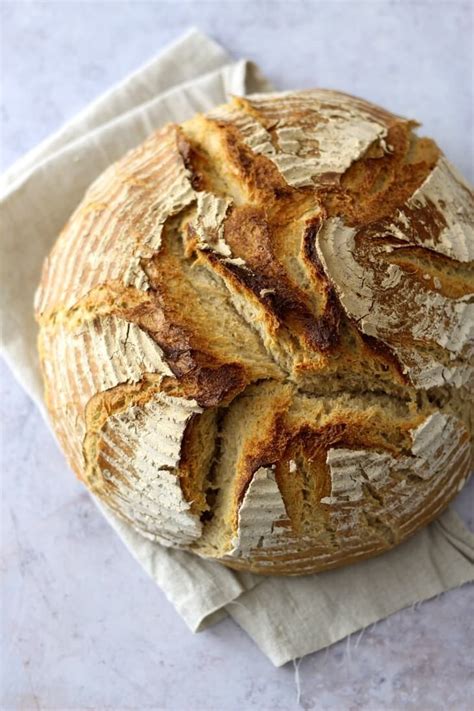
221 421 469 576
36 89 474 575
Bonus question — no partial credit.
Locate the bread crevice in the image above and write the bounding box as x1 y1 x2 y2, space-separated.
35 89 473 575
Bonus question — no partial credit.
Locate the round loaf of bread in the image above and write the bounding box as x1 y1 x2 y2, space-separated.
35 90 473 575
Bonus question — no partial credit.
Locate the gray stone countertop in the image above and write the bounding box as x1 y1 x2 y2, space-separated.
1 2 473 709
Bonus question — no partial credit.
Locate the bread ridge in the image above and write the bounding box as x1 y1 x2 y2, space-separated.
35 89 474 574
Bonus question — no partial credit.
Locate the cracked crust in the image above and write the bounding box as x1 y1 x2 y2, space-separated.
35 89 474 575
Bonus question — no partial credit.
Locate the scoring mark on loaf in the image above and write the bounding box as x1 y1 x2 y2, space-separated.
42 315 173 473
316 217 473 351
321 449 392 503
36 87 473 573
389 345 474 390
230 466 289 557
209 90 391 187
78 315 173 388
58 315 173 397
224 411 470 572
98 393 203 545
322 412 467 505
385 157 474 262
35 125 196 315
314 176 474 389
191 192 233 257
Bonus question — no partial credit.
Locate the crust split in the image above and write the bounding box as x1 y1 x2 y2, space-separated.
36 90 473 575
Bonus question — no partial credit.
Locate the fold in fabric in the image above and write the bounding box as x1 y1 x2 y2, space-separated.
1 28 472 666
1 29 230 190
225 509 474 666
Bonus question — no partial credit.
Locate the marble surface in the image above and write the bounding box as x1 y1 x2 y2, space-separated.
1 2 473 709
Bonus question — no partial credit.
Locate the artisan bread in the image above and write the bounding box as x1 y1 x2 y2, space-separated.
35 90 473 575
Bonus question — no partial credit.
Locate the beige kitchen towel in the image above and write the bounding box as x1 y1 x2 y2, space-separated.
1 28 473 667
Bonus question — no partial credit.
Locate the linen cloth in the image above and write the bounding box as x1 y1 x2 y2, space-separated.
1 28 472 667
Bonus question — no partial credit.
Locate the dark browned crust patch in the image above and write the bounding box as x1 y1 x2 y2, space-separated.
36 89 472 578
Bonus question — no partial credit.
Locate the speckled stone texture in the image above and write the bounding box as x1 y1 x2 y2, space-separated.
1 2 473 709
